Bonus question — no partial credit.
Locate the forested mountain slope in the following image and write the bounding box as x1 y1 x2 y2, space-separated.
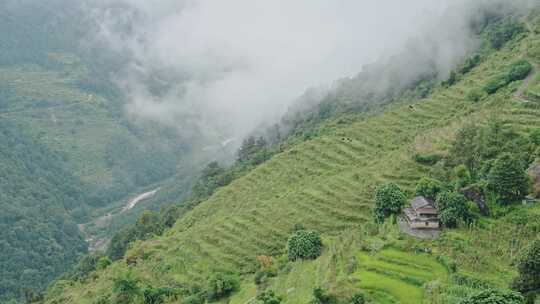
42 11 540 304
0 1 215 301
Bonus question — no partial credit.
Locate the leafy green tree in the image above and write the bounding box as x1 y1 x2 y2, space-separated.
454 165 472 189
257 290 283 304
287 230 323 261
206 271 240 301
448 124 481 177
436 191 471 228
374 183 406 223
415 177 442 200
460 289 525 304
512 239 540 300
487 153 529 204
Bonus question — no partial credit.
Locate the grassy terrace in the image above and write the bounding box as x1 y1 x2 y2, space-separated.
46 16 540 304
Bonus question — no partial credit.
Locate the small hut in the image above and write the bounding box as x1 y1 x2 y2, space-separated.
403 196 439 229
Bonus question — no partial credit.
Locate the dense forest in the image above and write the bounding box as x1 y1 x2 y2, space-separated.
0 121 87 301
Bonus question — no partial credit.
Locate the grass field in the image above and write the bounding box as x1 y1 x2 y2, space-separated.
356 249 448 304
43 15 540 304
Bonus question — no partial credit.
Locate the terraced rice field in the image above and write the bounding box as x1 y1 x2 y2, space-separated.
356 249 448 304
45 18 540 304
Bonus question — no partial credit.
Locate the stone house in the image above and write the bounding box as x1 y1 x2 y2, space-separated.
403 196 440 229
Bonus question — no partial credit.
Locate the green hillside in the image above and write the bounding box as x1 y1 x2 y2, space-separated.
41 12 540 304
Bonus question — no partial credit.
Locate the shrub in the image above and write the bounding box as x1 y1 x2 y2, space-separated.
436 191 471 228
413 153 443 165
530 129 540 146
311 287 337 304
459 289 525 304
484 75 510 94
454 165 472 189
487 153 530 204
288 230 323 261
350 293 366 304
256 290 283 304
112 272 140 304
484 60 532 95
206 271 239 301
415 177 443 200
512 239 540 298
142 286 174 304
460 54 482 74
96 257 112 271
508 60 533 82
466 88 485 102
374 183 406 223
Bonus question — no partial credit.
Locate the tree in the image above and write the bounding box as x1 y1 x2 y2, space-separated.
460 289 525 304
206 271 239 301
487 153 529 204
436 191 471 228
512 239 540 300
448 124 481 177
415 177 442 200
287 230 323 261
374 183 406 223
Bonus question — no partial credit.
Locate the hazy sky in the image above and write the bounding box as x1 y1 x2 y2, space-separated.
88 0 528 141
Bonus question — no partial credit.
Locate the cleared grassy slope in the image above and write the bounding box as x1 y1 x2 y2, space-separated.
45 17 540 304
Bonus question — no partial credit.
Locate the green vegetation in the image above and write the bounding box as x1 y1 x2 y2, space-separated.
487 153 530 204
459 289 525 304
415 177 443 200
512 239 540 301
374 183 407 223
356 249 448 304
436 191 471 228
484 60 532 94
287 230 323 261
39 12 540 303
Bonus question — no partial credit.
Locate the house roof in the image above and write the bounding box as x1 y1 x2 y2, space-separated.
410 196 435 210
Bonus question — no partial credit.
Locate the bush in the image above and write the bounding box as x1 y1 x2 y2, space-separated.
311 287 337 304
454 165 472 189
142 286 174 304
374 183 407 223
112 272 140 304
415 177 443 200
288 230 323 261
436 191 471 228
508 60 533 82
350 293 366 304
413 153 443 165
459 289 525 304
206 271 239 301
484 60 532 95
256 290 282 304
466 88 485 102
487 153 530 204
512 239 540 298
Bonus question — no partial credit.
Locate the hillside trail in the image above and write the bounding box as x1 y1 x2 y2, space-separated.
78 187 161 252
514 19 539 103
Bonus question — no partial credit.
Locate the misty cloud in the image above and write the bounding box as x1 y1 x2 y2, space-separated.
87 0 535 142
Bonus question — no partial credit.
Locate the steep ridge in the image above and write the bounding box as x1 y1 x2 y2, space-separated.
44 15 540 304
